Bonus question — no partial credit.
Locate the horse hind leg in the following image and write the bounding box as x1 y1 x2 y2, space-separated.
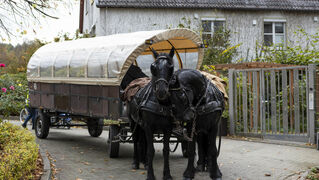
162 130 172 180
131 121 140 169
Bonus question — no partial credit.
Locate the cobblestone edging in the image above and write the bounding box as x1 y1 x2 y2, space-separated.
40 147 51 180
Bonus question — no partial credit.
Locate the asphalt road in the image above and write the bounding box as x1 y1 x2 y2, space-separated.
10 121 319 180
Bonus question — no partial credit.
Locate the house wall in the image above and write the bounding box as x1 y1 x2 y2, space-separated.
83 2 319 61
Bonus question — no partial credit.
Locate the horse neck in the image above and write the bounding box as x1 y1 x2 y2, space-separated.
121 65 148 89
179 70 206 104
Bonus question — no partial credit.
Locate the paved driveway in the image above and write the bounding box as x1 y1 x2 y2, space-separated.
14 121 319 180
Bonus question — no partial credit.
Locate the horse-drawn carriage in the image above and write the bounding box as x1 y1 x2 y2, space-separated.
27 29 205 158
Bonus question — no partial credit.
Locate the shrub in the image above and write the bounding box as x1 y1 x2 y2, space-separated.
253 28 319 65
0 121 38 179
0 73 28 117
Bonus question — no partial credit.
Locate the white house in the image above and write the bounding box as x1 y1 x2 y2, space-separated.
80 0 319 60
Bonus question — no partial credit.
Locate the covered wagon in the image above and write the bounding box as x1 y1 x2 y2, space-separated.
27 29 204 157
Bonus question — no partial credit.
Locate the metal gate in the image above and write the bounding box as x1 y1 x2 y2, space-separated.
228 64 316 144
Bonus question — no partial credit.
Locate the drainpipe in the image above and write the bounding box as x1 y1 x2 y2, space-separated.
79 0 84 33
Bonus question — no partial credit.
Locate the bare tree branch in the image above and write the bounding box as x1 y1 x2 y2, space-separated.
0 0 60 38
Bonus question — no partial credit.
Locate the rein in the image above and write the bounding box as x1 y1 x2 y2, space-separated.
170 83 208 142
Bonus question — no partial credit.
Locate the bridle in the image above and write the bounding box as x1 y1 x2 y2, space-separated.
169 83 208 141
152 56 173 95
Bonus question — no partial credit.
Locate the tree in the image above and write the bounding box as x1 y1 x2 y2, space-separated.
0 0 59 39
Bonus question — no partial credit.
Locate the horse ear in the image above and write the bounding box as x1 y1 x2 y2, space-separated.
169 47 175 58
151 48 159 59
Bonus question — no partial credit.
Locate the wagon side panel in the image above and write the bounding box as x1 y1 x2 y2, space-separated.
70 84 88 114
40 83 55 109
28 82 41 108
54 84 70 112
88 86 104 117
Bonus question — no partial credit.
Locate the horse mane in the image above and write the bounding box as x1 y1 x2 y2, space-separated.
120 64 148 90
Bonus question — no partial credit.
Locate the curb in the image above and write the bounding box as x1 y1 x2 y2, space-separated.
0 116 19 120
40 147 51 180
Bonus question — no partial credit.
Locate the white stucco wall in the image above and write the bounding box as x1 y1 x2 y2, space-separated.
83 1 319 61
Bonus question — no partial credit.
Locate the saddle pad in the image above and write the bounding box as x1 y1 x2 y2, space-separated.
200 71 228 100
122 77 151 102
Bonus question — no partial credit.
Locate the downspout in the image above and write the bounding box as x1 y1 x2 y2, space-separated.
79 0 84 33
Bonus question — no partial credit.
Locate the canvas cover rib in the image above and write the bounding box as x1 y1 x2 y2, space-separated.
27 29 204 85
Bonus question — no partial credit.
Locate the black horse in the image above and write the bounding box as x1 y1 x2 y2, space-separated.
120 64 148 170
122 48 175 180
169 69 225 180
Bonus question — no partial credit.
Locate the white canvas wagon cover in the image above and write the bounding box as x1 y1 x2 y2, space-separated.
27 29 204 85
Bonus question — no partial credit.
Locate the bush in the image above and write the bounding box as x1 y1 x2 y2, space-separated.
0 120 38 179
253 28 319 65
0 73 28 117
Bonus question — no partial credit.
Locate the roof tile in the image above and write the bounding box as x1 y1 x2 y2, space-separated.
97 0 319 11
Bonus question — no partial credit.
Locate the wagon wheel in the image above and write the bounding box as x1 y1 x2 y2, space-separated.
107 125 120 158
19 108 28 124
181 141 188 158
88 118 104 137
35 110 50 139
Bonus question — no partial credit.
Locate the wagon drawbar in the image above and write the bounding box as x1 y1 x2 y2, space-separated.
27 28 204 157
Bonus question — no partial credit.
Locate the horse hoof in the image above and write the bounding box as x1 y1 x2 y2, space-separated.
163 176 173 180
195 164 205 172
132 163 139 170
143 164 149 170
183 177 193 180
212 178 222 180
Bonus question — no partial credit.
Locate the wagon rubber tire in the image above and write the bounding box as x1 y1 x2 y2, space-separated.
181 141 188 158
107 125 120 158
35 111 50 139
19 108 28 124
88 118 104 137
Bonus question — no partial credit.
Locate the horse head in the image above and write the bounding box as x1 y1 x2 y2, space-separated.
169 70 206 123
150 47 175 103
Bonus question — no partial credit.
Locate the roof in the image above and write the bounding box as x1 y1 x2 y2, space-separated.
27 29 204 86
96 0 319 11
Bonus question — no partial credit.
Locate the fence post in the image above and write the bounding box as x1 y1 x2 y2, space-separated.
228 69 235 135
308 64 316 144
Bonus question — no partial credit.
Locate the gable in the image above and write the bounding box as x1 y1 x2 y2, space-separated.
96 0 319 11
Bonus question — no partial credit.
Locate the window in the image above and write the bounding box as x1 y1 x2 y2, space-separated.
201 18 225 45
264 21 286 47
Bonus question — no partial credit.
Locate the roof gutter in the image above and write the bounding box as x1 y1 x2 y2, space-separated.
79 0 84 33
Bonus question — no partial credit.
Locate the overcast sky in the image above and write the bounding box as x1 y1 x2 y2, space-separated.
1 1 79 45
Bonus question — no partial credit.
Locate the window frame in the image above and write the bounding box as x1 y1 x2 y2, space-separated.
263 19 286 47
201 17 226 44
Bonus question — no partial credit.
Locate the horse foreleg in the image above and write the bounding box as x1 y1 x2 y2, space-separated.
145 128 155 180
207 127 222 180
163 130 172 180
140 129 148 169
183 137 196 180
196 132 207 172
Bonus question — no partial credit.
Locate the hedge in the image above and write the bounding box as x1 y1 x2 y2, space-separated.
0 73 28 117
0 120 38 179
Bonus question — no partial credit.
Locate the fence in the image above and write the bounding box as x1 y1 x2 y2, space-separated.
228 64 316 144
